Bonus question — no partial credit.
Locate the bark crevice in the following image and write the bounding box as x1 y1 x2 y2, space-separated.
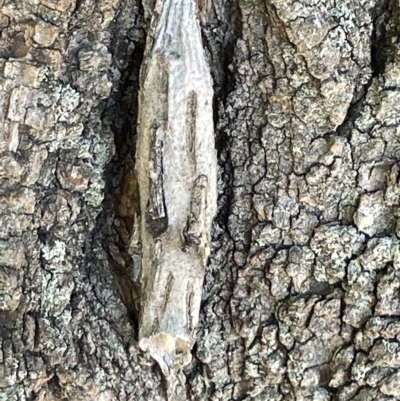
336 0 391 138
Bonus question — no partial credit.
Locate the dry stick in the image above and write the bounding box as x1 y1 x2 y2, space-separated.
134 0 217 398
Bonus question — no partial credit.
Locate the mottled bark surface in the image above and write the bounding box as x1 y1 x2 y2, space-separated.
1 0 400 400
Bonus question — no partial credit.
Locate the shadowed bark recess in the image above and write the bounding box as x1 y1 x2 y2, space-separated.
1 0 400 400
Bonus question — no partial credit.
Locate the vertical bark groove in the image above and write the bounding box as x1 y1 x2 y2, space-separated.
2 0 400 400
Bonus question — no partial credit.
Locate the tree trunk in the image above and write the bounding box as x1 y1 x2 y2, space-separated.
1 0 400 400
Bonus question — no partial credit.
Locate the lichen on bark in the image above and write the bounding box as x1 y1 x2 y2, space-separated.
1 0 400 400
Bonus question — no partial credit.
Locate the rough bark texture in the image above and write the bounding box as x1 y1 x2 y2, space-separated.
1 0 400 400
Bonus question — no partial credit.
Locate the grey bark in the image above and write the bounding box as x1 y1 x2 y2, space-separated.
1 0 400 400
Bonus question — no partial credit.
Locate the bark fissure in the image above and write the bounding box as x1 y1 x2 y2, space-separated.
336 0 391 139
2 0 400 400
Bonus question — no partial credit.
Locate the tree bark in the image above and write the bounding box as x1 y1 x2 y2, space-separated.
1 0 400 400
